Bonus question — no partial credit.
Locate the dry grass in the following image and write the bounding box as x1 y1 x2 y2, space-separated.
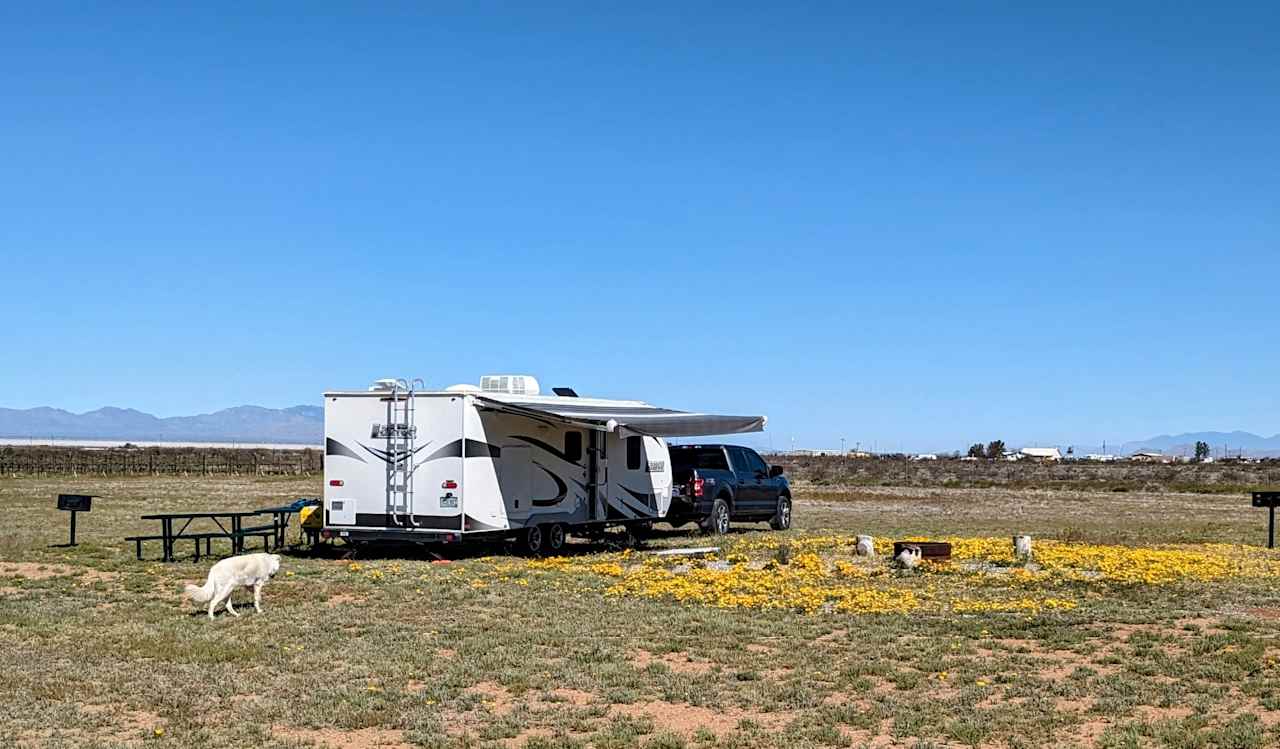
3 475 1280 748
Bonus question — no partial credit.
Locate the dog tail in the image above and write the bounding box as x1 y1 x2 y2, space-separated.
184 578 216 603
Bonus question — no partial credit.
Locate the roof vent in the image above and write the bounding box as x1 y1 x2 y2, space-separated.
445 383 481 393
480 375 540 396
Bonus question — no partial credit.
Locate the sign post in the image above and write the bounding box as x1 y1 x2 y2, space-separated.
1252 492 1280 549
56 494 96 546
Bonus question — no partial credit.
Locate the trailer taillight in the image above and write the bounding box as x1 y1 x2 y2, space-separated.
693 476 704 498
442 480 458 489
329 479 344 487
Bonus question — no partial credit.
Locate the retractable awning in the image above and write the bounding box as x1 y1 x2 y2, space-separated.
474 396 766 438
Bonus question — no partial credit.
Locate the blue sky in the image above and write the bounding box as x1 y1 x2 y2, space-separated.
1 2 1277 452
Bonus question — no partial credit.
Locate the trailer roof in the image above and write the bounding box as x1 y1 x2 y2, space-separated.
474 394 766 438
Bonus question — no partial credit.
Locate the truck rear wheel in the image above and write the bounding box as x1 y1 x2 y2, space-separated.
700 498 731 535
770 495 792 531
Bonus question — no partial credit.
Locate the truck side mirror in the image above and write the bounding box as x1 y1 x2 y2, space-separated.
769 465 784 478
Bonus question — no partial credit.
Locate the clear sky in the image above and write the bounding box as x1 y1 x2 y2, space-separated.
1 2 1277 453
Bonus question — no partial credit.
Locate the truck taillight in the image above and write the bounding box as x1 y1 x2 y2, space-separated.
329 479 344 487
693 476 704 498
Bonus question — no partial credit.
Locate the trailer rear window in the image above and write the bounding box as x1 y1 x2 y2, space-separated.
671 447 729 471
565 432 582 463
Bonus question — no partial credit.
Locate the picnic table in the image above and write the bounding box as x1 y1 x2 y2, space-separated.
253 500 317 549
130 510 282 562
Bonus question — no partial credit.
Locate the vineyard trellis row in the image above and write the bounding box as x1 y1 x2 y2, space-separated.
0 447 322 476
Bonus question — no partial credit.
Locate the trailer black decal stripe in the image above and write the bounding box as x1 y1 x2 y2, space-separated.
326 438 367 463
530 462 568 506
464 439 502 458
511 435 583 466
354 513 463 530
422 440 462 461
621 485 657 510
419 439 501 463
358 441 433 465
614 493 652 517
464 515 505 532
606 500 636 520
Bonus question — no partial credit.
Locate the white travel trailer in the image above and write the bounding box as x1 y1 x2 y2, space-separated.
322 376 766 553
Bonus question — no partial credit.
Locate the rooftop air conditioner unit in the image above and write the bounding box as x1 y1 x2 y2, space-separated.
480 375 540 396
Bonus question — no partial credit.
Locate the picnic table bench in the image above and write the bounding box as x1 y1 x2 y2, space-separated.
129 510 284 562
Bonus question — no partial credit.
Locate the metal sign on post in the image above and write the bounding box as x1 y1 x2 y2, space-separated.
56 494 97 546
1252 492 1280 549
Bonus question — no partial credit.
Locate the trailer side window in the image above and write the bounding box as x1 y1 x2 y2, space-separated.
565 431 582 463
626 436 642 470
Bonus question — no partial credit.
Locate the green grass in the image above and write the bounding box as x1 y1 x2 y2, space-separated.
3 475 1280 748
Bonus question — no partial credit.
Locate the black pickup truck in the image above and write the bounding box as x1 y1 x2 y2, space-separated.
665 444 791 534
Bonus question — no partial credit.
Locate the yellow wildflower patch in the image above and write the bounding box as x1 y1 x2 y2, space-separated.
430 533 1280 618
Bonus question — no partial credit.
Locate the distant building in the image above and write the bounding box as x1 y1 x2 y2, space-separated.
1084 454 1118 462
1129 451 1170 463
1019 447 1062 462
912 453 938 461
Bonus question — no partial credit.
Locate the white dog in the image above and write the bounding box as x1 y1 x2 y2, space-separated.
185 553 281 620
855 535 876 557
894 545 922 570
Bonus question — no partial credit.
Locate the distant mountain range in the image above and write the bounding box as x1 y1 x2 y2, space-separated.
0 405 323 444
0 404 1275 456
1119 431 1280 458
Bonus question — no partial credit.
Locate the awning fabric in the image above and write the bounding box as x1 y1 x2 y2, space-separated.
474 396 766 438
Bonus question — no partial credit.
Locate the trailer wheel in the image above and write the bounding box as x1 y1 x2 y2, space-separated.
700 498 731 535
546 523 567 553
770 494 792 531
521 525 545 555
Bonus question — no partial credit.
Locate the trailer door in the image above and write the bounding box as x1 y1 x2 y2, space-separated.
498 445 532 526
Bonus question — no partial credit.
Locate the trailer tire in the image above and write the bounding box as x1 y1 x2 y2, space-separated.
770 494 792 531
521 525 545 556
546 523 567 553
700 498 731 535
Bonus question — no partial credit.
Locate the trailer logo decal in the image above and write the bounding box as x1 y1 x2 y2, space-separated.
530 462 568 507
